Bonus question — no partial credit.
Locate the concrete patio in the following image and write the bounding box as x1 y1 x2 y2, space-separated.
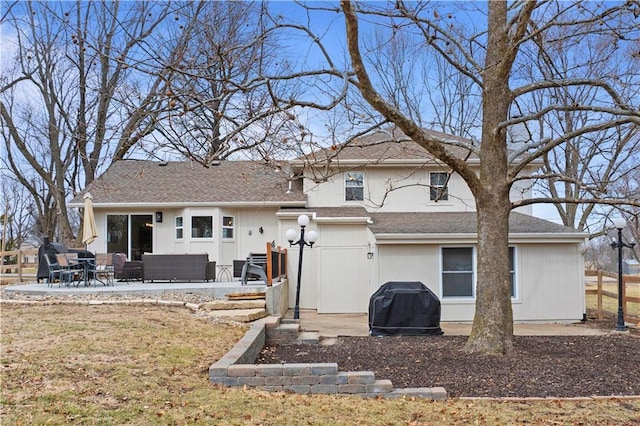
2 279 267 300
3 280 609 337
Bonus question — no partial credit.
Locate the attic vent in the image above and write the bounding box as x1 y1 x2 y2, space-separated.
159 161 168 166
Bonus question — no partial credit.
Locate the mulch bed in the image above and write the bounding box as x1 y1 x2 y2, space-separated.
256 314 640 398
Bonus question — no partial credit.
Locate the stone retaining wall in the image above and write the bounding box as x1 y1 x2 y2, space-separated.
208 316 447 399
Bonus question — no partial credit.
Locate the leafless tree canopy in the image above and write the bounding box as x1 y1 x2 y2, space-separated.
0 1 303 242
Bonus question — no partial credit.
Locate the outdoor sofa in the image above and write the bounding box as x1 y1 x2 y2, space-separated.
142 253 216 282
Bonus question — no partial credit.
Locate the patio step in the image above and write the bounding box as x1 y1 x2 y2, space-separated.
204 308 267 323
201 300 266 311
226 292 266 300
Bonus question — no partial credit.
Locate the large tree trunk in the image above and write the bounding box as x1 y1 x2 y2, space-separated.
464 196 514 355
463 1 514 355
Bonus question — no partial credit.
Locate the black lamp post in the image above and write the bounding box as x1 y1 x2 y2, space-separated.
610 217 635 332
286 214 318 320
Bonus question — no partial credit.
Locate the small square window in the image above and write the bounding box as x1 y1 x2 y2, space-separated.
345 172 364 201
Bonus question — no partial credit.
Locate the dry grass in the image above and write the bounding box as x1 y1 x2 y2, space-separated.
586 280 640 320
2 303 639 425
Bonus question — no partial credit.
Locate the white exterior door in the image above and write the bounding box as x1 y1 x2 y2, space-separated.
317 246 370 313
315 223 371 313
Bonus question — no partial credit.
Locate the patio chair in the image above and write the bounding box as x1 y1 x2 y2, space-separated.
57 253 86 285
44 254 74 287
240 253 268 285
112 253 141 282
89 253 115 286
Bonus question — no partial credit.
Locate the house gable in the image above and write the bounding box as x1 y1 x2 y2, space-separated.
294 128 537 214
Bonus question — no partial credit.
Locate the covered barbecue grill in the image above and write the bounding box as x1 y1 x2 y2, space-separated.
368 281 443 336
36 238 94 282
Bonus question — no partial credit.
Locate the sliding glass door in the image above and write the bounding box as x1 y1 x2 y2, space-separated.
106 214 153 260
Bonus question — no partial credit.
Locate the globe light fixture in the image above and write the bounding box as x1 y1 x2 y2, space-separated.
286 214 318 320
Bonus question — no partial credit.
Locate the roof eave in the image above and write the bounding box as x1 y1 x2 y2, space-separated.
275 210 373 224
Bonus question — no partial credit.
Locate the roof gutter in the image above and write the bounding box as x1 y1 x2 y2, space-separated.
68 201 306 209
374 232 587 244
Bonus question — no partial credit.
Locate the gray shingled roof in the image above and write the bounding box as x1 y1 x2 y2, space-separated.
70 160 306 206
278 206 370 218
300 127 477 164
278 208 582 236
368 212 583 235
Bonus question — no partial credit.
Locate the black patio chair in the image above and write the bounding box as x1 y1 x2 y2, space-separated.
44 254 74 287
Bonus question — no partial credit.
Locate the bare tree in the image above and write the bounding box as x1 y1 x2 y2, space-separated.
1 1 307 242
263 1 640 354
348 1 640 354
517 18 640 234
0 1 184 243
0 180 34 251
611 165 640 261
149 2 306 166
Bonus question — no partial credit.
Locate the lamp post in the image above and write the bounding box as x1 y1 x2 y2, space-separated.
610 217 635 332
286 214 318 320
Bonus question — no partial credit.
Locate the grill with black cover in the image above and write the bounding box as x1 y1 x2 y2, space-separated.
369 281 443 336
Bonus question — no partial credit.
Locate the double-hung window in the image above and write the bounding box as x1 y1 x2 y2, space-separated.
175 216 183 239
430 172 449 201
509 246 516 298
442 247 474 298
441 246 517 299
345 172 364 201
222 216 234 239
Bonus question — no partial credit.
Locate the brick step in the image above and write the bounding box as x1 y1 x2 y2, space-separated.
267 322 301 344
296 331 320 344
201 300 266 311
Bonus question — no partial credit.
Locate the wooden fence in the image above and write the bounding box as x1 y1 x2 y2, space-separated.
0 249 39 284
585 269 640 324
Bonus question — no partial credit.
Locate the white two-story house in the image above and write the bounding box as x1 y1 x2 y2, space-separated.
70 128 587 322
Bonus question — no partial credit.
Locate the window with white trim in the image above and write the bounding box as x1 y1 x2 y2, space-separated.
442 247 474 298
345 172 364 201
430 172 449 201
175 216 183 239
222 216 234 239
191 216 213 238
440 246 517 299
